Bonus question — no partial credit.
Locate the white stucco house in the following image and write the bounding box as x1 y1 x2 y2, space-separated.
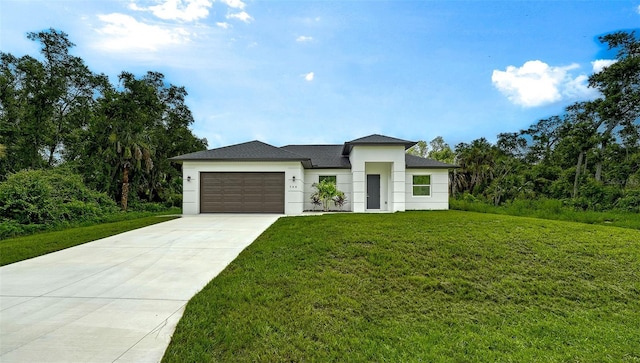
170 134 457 215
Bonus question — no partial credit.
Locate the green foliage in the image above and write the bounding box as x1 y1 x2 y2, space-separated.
406 140 428 157
1 28 206 208
615 188 640 212
0 168 117 225
310 179 346 211
450 197 640 230
427 136 455 164
440 30 640 210
163 212 640 361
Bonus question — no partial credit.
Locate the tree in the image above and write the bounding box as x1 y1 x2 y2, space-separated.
98 72 159 211
0 29 104 177
454 138 496 196
28 29 105 166
144 82 207 204
74 71 206 210
522 115 564 165
589 31 640 184
0 52 49 173
427 136 455 164
407 140 428 158
1 28 207 209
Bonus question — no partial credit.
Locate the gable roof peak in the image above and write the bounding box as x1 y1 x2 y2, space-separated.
342 134 417 155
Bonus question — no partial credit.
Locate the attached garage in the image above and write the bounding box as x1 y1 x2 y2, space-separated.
200 172 285 213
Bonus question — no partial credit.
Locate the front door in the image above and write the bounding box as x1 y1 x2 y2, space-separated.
367 174 380 209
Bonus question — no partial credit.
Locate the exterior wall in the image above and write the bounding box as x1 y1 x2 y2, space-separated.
349 145 406 212
302 169 353 211
181 161 305 215
304 169 353 211
405 169 450 210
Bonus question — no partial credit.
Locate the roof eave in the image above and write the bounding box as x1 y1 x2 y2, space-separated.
406 164 460 169
170 157 310 163
306 165 352 169
341 141 418 155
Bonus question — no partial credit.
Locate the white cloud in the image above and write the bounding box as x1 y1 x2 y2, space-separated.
131 0 212 22
592 59 617 73
95 13 190 51
304 72 314 81
637 5 640 14
128 3 145 11
220 0 246 10
227 11 253 23
296 35 313 42
563 74 600 100
491 60 598 107
216 22 231 29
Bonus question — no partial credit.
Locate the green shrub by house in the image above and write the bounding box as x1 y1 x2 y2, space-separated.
0 168 118 238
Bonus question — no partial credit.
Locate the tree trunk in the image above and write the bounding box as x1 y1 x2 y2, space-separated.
573 151 584 198
450 171 455 196
121 164 130 211
595 140 606 182
47 144 56 166
583 154 588 175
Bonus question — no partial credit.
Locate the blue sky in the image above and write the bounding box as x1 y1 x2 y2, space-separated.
1 1 639 149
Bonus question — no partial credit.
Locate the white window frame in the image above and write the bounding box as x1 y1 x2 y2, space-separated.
319 175 337 184
412 174 431 197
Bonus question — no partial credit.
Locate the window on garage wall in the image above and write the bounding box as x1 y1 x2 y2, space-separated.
412 175 431 196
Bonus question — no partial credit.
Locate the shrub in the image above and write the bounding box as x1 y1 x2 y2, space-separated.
311 179 345 212
0 168 118 228
127 200 169 212
615 189 640 212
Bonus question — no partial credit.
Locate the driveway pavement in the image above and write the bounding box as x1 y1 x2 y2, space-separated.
0 214 280 362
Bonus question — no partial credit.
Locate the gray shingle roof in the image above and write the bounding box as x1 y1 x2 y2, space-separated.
342 134 416 154
405 154 458 169
170 140 310 163
171 135 457 169
281 145 351 169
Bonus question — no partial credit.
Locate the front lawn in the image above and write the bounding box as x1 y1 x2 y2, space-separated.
163 211 640 362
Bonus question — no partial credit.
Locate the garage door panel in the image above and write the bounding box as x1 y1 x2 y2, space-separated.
200 172 285 213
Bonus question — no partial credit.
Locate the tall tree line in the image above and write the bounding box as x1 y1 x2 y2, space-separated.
0 28 207 209
420 31 640 211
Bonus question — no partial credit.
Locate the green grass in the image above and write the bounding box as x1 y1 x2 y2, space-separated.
163 211 640 362
0 214 180 266
0 207 183 240
451 198 640 230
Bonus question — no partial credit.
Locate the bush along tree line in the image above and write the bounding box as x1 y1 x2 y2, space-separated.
0 28 206 235
409 31 640 212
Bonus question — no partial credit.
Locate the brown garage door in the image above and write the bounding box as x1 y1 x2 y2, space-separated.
200 172 285 213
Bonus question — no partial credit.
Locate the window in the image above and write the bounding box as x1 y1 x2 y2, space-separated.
319 175 337 184
412 175 431 196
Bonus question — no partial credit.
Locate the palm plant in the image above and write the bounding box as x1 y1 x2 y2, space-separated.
311 179 344 212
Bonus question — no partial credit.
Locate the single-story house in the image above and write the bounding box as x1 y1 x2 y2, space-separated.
170 134 456 215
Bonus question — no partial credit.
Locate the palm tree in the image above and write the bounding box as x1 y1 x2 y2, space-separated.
99 72 160 211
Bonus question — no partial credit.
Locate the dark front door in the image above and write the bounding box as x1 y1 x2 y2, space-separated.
367 174 380 209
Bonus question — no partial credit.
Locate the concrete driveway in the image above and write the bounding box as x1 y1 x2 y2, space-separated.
0 214 280 362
